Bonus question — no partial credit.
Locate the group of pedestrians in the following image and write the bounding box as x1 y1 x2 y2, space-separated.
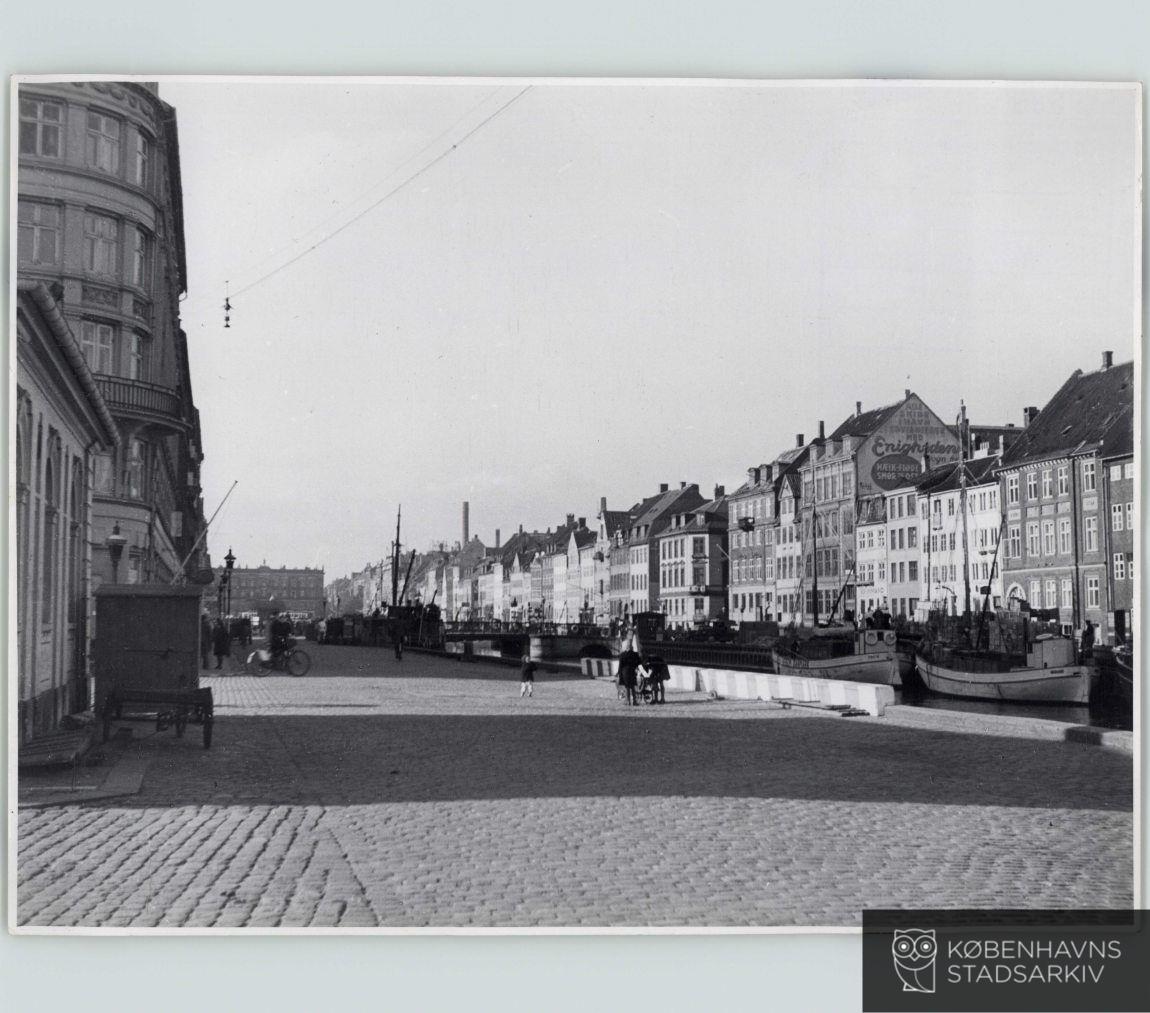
200 613 232 670
616 639 669 706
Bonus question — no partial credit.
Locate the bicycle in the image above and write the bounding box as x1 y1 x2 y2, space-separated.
246 639 312 677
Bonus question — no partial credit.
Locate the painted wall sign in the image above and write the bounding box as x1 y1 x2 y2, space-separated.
856 397 961 497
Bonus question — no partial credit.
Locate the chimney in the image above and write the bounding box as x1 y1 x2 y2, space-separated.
680 481 687 489
818 420 825 441
578 517 586 528
1102 350 1114 370
599 496 607 516
659 483 669 493
905 388 911 400
1023 406 1039 428
856 400 862 417
518 523 523 536
566 513 574 526
462 501 469 545
796 434 804 447
714 484 725 499
747 467 758 483
494 528 501 548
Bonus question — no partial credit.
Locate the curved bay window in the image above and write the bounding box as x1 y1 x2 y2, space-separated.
125 438 147 500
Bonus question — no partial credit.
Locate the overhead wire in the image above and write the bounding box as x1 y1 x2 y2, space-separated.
230 84 532 301
230 86 505 284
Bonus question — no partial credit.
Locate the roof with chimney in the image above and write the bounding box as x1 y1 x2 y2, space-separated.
662 495 730 535
629 485 706 543
999 360 1134 470
828 398 906 441
601 509 631 537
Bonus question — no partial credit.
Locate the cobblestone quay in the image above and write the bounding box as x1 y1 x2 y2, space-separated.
17 645 1133 928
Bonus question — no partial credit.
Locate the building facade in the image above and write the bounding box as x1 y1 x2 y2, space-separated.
657 493 729 627
997 355 1134 643
728 465 775 623
218 564 325 617
16 282 120 742
18 81 208 590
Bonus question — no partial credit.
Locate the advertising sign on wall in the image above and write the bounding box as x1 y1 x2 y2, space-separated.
856 397 960 497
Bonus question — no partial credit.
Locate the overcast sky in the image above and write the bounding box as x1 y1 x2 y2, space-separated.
160 80 1140 580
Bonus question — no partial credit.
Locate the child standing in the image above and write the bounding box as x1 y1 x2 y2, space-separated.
519 653 536 697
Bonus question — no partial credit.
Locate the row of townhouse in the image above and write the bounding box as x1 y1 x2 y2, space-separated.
721 353 1133 645
325 356 1133 645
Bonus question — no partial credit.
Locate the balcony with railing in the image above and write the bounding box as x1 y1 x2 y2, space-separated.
94 375 188 432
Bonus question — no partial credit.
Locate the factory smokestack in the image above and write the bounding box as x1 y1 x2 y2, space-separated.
462 501 470 544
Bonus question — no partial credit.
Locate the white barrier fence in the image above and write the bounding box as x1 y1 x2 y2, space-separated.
579 656 894 717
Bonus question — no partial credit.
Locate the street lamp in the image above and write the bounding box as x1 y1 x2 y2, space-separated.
106 523 127 584
224 548 236 617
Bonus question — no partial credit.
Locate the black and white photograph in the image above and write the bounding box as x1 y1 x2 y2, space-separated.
11 76 1140 935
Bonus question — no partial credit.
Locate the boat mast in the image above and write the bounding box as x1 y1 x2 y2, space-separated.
391 505 402 606
810 504 818 626
959 402 972 620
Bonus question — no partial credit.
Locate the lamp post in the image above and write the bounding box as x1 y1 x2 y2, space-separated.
224 548 236 618
106 523 127 584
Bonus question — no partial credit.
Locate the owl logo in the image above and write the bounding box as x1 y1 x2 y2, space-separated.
892 928 937 993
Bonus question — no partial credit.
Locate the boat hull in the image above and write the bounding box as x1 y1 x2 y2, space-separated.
772 649 900 686
915 653 1092 705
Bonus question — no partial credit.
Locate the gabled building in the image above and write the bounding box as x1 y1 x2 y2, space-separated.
658 489 729 627
997 353 1134 642
800 393 960 624
727 463 776 623
627 483 705 615
594 498 630 623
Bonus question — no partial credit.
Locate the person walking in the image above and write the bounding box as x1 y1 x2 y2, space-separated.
645 655 668 704
617 638 642 706
212 618 231 671
200 613 212 669
1079 620 1095 662
393 625 405 661
519 653 536 698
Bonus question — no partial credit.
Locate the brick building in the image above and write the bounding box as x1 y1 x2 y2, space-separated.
219 564 325 617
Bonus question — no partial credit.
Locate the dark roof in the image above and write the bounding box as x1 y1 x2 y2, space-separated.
828 399 904 441
630 486 704 542
999 362 1134 469
601 509 630 536
573 528 597 549
917 455 1000 495
1100 404 1134 461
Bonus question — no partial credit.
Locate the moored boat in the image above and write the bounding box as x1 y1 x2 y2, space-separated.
915 634 1093 705
772 628 901 686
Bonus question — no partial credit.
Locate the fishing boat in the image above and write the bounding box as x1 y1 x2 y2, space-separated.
772 627 901 686
916 633 1093 704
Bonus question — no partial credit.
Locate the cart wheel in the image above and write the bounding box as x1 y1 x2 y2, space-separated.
287 649 311 677
203 717 213 749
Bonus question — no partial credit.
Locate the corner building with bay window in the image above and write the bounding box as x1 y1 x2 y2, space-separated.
17 82 208 589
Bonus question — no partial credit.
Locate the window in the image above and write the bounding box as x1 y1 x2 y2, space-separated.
1110 465 1122 482
1007 474 1019 504
1128 555 1134 582
80 321 115 374
1026 471 1038 500
907 526 917 548
132 228 153 291
126 332 148 380
896 528 904 550
84 212 119 276
1045 580 1057 609
947 499 955 516
1042 470 1053 498
1029 580 1041 606
948 533 956 551
1084 516 1098 553
1058 518 1071 555
1086 575 1100 609
134 131 152 187
1112 504 1124 531
1008 525 1021 558
1042 520 1055 556
1114 554 1126 581
19 97 63 157
877 529 885 548
125 440 145 498
1126 502 1133 530
908 561 918 581
877 562 885 580
1124 462 1134 480
1082 460 1096 493
1026 522 1040 556
86 110 121 174
1061 579 1072 609
17 201 61 265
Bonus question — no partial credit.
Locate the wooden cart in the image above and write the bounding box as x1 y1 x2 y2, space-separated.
94 584 214 749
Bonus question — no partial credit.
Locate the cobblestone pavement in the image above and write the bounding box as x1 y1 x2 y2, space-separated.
16 645 1134 928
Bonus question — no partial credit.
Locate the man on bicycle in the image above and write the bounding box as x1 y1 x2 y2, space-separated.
269 611 292 660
